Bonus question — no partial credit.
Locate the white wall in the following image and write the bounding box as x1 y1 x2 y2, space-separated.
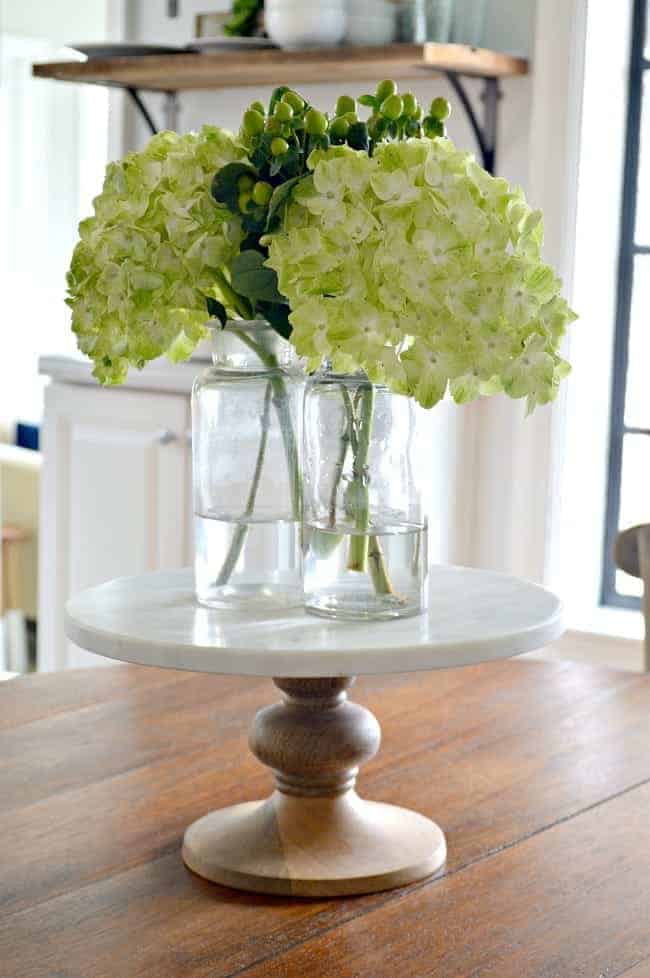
483 0 535 55
0 0 108 41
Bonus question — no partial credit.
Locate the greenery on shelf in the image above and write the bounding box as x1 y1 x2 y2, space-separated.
223 0 263 37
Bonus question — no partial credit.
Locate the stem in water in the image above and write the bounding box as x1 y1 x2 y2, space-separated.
236 329 302 520
368 533 394 596
210 325 303 591
347 383 374 571
214 381 273 587
343 381 394 596
328 385 355 527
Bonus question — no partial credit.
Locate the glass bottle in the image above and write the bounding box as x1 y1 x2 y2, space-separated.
426 0 453 41
302 369 429 621
192 321 303 609
397 0 453 42
452 0 487 46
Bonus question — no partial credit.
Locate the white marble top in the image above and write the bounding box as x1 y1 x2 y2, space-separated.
65 567 563 678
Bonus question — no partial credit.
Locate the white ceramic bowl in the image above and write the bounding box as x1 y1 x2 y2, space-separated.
346 14 395 45
266 5 346 48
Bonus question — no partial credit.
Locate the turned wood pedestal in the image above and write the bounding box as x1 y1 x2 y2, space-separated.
65 567 563 897
183 677 446 895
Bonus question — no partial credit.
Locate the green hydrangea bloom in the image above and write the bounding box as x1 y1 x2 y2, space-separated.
265 139 576 411
67 126 246 384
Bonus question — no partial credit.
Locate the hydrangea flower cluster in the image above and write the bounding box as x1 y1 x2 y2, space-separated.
66 126 245 384
265 139 575 411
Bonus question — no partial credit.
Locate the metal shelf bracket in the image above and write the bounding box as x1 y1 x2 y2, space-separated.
126 89 180 136
444 73 502 175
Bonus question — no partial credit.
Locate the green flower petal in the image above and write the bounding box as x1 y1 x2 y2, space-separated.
67 125 246 383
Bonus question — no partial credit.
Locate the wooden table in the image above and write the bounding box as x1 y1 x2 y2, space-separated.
2 657 650 977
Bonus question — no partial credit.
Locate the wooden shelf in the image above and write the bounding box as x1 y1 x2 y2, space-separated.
32 43 527 172
32 43 527 93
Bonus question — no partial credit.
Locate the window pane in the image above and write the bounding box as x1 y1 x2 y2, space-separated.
625 256 650 428
615 433 649 596
635 76 650 241
615 568 643 596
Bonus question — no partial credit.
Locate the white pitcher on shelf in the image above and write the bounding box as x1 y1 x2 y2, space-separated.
265 0 347 49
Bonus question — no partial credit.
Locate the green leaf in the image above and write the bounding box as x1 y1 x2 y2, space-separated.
265 175 304 231
223 0 262 36
241 208 267 234
358 94 379 109
269 86 291 114
211 161 258 214
347 121 369 152
423 116 445 138
257 300 292 339
205 296 227 326
269 142 301 179
230 251 284 303
306 133 330 157
250 133 272 172
240 233 267 254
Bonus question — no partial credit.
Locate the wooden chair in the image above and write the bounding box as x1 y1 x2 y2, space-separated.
614 524 650 671
1 525 31 673
0 443 41 673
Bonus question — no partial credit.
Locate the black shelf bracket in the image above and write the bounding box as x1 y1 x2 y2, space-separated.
126 88 158 136
126 88 180 136
444 73 502 175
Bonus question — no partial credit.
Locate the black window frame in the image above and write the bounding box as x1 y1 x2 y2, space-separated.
601 0 648 610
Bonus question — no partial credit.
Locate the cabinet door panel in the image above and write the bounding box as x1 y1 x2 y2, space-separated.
39 383 190 670
69 424 167 590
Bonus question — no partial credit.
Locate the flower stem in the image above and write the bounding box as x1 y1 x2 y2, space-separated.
212 270 253 321
343 383 394 596
329 421 350 528
211 326 302 591
347 383 374 571
236 328 302 519
214 381 273 586
368 533 394 596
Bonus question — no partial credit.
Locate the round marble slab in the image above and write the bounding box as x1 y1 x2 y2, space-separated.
65 567 563 677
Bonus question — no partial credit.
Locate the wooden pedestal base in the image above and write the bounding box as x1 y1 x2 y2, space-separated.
182 678 446 897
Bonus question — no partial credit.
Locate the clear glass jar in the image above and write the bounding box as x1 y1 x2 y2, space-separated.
397 0 452 41
451 0 487 46
426 0 453 41
192 321 303 609
303 369 429 621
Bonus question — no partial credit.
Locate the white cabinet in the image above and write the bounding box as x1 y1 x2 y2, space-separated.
38 371 194 670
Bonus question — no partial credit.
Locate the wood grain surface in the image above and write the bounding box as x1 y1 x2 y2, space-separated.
1 655 649 977
31 44 528 93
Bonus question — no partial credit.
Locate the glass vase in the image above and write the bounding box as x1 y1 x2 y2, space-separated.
397 0 452 42
192 321 304 609
303 369 429 621
452 0 487 46
426 0 453 41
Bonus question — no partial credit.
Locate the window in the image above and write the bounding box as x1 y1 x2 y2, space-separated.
0 30 108 428
602 0 649 609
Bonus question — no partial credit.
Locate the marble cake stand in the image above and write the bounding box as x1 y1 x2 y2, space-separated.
65 566 563 897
